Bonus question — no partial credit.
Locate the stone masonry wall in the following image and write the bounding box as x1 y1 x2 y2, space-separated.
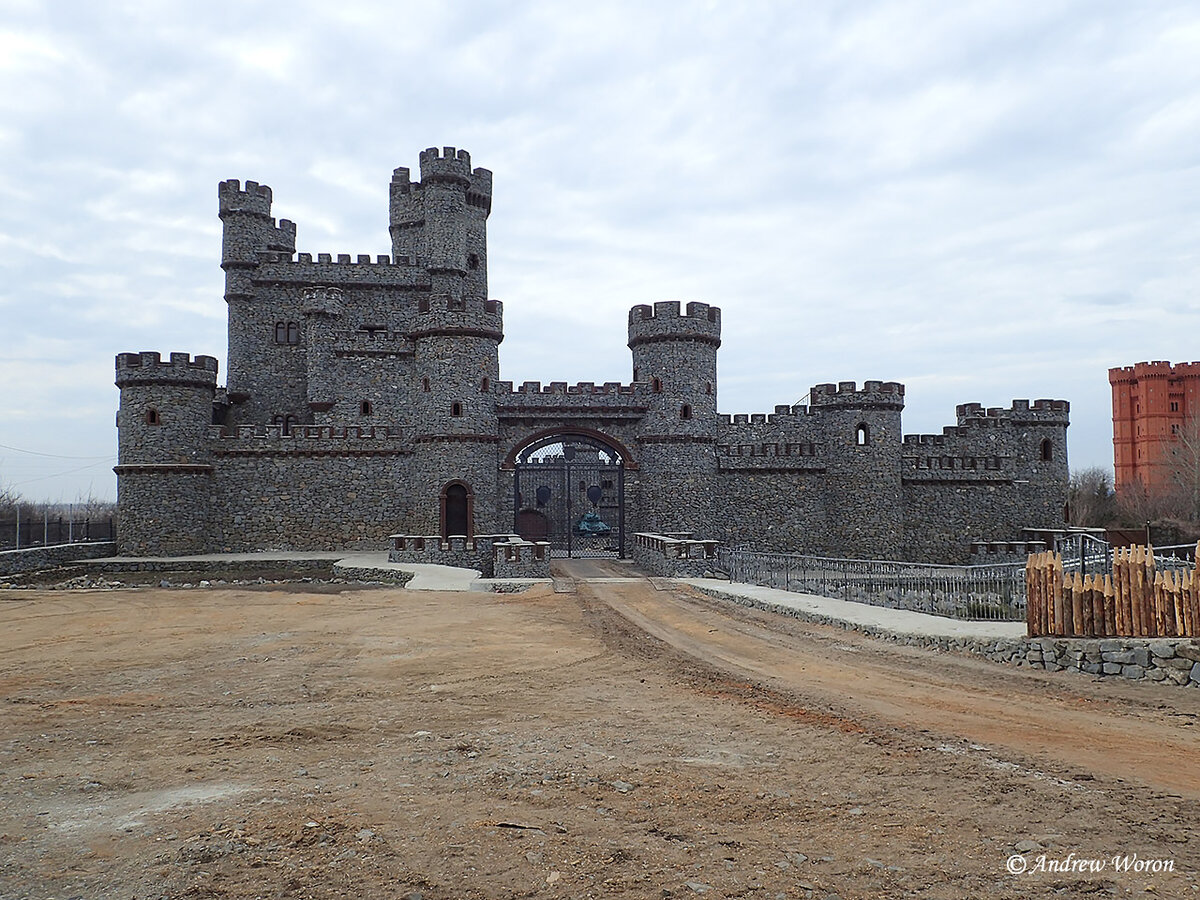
0 542 117 577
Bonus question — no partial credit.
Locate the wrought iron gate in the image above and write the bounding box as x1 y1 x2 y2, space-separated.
513 434 625 558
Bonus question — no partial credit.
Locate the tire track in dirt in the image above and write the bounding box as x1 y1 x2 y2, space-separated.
583 578 1200 799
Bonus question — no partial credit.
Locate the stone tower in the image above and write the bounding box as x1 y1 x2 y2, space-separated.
217 179 298 425
628 301 721 534
114 352 219 555
391 148 501 535
808 381 905 557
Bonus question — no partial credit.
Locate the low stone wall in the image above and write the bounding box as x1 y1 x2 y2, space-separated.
633 533 719 578
329 562 415 586
83 557 334 575
694 583 1200 688
389 534 550 579
0 542 117 576
491 539 550 579
388 534 500 573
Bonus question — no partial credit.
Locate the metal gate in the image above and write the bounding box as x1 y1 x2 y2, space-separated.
513 434 625 558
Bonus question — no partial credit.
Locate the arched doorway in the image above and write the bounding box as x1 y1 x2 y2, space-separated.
513 433 626 558
440 481 473 539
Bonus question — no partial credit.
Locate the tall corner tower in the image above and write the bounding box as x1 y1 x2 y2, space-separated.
391 148 501 535
114 352 219 555
628 301 722 534
218 178 297 422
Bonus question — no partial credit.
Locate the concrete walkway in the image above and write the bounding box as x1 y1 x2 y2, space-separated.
80 550 1022 638
681 578 1026 640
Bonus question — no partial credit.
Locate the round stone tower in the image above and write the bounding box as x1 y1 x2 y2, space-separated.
628 301 722 535
114 352 219 555
391 148 501 536
808 380 905 558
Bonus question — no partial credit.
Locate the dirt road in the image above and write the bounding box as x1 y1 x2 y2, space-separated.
1 573 1198 899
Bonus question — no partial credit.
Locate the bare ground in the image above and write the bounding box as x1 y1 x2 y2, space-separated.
2 566 1199 899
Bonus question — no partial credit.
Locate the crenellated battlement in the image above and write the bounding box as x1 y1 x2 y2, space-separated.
1108 360 1200 383
410 146 494 200
717 442 820 458
408 297 504 341
808 380 905 410
955 399 1070 426
218 179 273 215
115 352 219 387
419 146 473 184
718 404 817 427
257 252 423 266
627 301 721 348
499 380 644 396
211 424 414 453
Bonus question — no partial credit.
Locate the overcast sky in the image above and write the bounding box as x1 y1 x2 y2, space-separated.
1 0 1198 503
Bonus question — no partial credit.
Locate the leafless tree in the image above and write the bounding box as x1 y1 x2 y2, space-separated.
1160 413 1200 523
1067 467 1118 527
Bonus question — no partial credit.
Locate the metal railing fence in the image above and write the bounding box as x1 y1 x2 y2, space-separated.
0 516 115 551
717 547 1026 621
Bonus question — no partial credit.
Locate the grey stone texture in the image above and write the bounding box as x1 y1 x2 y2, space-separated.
114 148 1069 562
632 533 720 577
0 542 117 577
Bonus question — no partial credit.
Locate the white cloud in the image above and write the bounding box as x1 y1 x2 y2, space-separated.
1 0 1198 499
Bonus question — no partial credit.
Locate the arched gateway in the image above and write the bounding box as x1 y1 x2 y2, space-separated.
512 433 627 558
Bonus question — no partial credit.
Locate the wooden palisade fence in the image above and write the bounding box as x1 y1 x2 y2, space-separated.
1026 544 1200 638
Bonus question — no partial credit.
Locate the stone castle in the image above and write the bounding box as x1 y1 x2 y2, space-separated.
114 147 1069 564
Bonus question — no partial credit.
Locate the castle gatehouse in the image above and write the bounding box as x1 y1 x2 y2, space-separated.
114 148 1069 564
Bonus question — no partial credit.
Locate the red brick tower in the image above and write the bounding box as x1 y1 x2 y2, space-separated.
1109 361 1200 492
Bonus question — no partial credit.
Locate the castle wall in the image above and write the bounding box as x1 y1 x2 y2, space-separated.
204 426 415 551
113 148 1071 564
900 400 1069 563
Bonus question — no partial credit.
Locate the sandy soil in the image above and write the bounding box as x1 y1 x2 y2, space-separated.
2 564 1199 899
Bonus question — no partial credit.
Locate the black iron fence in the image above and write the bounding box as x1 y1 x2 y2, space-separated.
717 547 1027 621
0 516 115 551
1054 533 1197 576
